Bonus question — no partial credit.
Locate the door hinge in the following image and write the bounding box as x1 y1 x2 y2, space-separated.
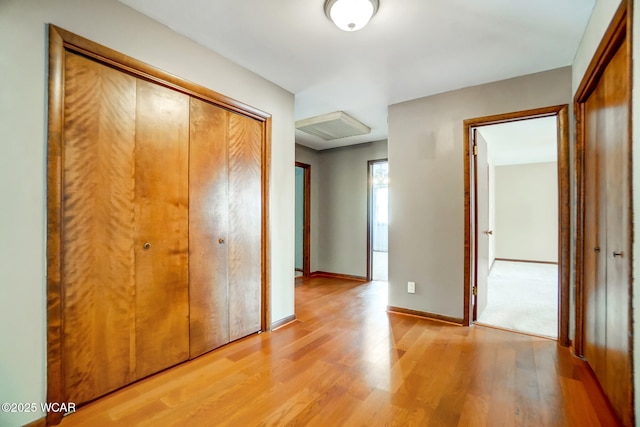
473 286 478 296
473 145 478 156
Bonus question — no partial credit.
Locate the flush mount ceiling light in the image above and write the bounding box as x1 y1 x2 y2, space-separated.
324 0 379 32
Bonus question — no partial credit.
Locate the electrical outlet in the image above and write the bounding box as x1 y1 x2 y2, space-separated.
408 281 416 294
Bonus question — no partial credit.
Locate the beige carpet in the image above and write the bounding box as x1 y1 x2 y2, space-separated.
477 260 558 338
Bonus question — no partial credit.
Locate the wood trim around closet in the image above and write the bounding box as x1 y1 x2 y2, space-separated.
46 26 65 426
573 1 633 424
573 0 631 360
262 118 272 333
50 27 269 122
46 24 272 426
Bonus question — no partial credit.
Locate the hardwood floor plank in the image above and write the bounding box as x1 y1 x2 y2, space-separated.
342 387 394 426
59 278 621 426
533 341 567 426
457 393 489 427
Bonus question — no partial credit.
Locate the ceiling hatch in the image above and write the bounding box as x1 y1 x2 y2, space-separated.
295 111 371 140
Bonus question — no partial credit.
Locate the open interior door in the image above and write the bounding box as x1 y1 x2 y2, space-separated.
474 129 490 320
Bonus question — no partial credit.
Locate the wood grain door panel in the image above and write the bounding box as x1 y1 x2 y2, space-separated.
602 37 631 427
580 31 631 426
228 113 263 341
62 52 137 404
134 80 190 379
189 98 230 357
48 27 270 422
583 88 607 383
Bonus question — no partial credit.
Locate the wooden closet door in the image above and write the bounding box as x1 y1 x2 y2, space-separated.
582 35 631 426
134 80 190 379
583 86 607 383
62 52 137 404
601 37 631 427
189 98 230 357
48 28 270 421
228 112 263 341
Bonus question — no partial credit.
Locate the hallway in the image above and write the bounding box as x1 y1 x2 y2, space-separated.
59 278 618 426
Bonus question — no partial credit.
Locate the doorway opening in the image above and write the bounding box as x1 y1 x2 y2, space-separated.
476 118 559 338
463 105 571 345
368 159 389 281
295 162 310 278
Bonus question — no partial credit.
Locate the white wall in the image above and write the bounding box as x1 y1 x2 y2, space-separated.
295 141 388 277
388 67 571 320
572 0 622 91
494 162 558 263
317 141 388 277
0 1 295 426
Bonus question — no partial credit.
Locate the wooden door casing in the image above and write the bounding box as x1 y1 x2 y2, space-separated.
462 104 570 343
296 162 312 279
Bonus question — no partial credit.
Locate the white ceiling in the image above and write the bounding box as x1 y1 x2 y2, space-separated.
119 0 595 150
478 116 558 166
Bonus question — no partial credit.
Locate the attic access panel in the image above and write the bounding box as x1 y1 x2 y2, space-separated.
296 111 370 140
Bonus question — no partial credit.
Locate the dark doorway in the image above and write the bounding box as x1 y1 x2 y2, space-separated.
295 162 311 277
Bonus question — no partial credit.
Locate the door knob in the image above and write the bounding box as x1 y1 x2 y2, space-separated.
485 230 493 235
594 247 600 253
143 242 151 250
218 238 225 244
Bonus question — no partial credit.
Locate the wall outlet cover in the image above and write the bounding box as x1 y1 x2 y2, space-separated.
408 281 416 294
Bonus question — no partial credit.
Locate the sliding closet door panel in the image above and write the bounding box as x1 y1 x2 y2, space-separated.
228 113 263 341
134 80 190 378
602 38 631 427
62 52 137 403
581 33 631 427
189 98 230 357
583 88 607 382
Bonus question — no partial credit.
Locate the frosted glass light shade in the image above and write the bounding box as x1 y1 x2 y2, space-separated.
324 0 379 32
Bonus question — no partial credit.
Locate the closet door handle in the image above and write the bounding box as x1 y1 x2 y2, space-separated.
613 251 623 258
218 238 225 244
594 247 600 253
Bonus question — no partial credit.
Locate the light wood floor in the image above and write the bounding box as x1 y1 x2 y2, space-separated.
59 277 620 426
